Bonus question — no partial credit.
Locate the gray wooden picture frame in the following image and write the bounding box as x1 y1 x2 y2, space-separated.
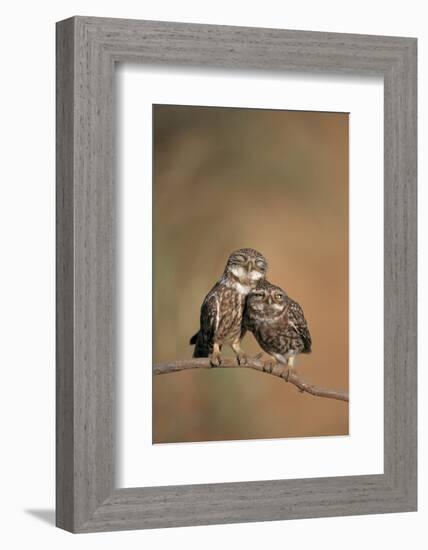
56 16 417 533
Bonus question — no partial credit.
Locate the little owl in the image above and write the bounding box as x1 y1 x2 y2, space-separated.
243 279 312 377
190 248 268 366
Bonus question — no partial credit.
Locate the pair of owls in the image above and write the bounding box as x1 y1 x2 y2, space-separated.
190 248 312 374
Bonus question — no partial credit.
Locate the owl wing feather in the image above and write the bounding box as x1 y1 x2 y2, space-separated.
287 299 312 353
200 291 219 341
190 286 219 357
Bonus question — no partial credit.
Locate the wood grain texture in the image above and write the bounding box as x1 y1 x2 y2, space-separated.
56 18 75 532
56 16 417 533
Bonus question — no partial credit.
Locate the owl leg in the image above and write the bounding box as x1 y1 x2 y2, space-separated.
231 340 248 365
284 355 296 381
209 342 222 367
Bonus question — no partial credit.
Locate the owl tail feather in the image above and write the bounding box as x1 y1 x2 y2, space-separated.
189 332 199 345
189 331 211 357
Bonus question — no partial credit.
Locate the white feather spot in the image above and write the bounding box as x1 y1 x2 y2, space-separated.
230 266 246 279
249 270 263 281
235 282 251 295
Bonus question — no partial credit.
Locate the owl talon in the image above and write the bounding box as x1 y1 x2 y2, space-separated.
284 367 294 382
263 360 274 373
209 352 222 367
236 352 248 366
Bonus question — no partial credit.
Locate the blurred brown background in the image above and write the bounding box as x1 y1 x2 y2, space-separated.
152 104 348 444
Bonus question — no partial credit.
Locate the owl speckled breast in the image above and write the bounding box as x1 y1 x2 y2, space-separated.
215 287 246 344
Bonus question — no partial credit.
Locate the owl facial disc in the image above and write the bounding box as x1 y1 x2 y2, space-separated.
230 265 263 286
226 248 267 288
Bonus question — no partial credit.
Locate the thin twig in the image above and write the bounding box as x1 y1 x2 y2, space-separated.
153 357 349 402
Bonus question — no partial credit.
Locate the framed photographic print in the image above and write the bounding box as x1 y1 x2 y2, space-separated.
56 16 417 532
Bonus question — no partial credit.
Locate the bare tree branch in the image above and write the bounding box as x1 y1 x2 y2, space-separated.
153 357 349 403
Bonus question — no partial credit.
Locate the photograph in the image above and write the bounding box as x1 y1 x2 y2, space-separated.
1 4 417 542
152 104 349 444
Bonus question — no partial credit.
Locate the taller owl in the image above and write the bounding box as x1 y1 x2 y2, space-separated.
190 248 268 366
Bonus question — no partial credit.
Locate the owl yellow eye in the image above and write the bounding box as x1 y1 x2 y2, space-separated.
275 293 283 301
252 291 264 299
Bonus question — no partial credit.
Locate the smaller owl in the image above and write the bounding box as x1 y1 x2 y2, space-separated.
243 279 312 376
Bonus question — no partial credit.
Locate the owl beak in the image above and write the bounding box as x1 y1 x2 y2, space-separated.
267 296 273 305
246 261 254 272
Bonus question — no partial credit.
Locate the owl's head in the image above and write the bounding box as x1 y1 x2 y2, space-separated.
225 248 267 288
245 279 287 319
